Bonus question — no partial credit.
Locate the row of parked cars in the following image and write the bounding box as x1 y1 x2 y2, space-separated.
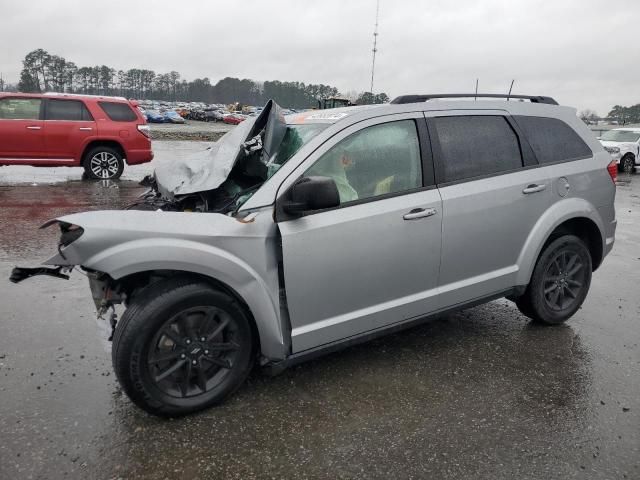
136 99 304 125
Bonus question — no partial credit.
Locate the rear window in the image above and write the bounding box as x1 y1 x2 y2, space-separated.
432 115 523 183
46 99 93 121
98 101 137 122
515 116 591 164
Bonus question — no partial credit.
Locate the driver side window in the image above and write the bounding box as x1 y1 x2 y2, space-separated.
305 120 423 204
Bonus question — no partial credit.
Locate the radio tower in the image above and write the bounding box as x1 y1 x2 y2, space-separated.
370 0 380 94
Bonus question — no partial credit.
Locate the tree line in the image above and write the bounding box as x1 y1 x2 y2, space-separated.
15 49 389 108
606 105 640 125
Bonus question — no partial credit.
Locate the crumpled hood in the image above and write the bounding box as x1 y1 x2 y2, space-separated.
154 100 286 198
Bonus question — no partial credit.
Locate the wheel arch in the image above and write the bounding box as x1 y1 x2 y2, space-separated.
516 198 606 286
81 140 126 166
114 269 262 360
82 240 287 361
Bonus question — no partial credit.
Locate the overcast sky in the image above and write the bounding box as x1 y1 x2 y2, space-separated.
1 0 638 114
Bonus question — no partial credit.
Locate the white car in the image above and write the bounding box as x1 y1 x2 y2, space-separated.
599 128 640 173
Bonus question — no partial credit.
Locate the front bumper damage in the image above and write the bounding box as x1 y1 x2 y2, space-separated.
10 266 71 283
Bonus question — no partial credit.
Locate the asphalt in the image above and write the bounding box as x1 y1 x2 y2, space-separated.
0 160 638 480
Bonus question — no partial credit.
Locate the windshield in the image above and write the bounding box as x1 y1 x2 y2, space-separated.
232 123 329 211
600 130 640 142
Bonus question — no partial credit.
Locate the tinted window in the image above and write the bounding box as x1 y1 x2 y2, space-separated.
46 99 93 121
432 115 522 183
0 98 41 120
98 101 137 122
305 120 422 204
515 116 592 163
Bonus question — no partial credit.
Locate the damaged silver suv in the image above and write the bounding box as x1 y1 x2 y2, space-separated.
12 95 617 416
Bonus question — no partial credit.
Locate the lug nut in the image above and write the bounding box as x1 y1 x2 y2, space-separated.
192 360 197 365
180 353 186 359
185 339 191 345
200 337 206 342
204 350 209 355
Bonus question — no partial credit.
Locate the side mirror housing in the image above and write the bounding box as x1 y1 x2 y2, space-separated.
282 176 340 217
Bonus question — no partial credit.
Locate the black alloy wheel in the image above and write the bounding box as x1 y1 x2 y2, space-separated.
515 234 592 325
148 306 240 399
112 277 254 416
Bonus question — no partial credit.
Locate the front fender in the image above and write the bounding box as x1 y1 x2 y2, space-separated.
515 198 605 286
59 238 286 361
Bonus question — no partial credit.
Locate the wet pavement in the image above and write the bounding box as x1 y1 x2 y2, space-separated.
0 159 638 479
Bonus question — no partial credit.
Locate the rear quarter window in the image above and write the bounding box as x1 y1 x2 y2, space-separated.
98 101 137 122
514 116 591 164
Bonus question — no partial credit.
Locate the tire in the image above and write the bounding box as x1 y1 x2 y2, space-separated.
621 155 636 174
112 277 254 417
517 235 592 325
83 146 124 180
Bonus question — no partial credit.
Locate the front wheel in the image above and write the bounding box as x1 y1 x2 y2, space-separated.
620 155 636 174
516 235 592 325
83 146 124 180
112 277 254 416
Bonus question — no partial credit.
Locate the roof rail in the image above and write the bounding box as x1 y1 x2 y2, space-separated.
43 92 128 101
390 94 558 105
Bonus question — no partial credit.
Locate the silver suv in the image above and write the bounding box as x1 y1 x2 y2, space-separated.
12 94 618 416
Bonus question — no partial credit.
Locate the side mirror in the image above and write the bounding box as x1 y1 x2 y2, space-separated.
282 176 340 217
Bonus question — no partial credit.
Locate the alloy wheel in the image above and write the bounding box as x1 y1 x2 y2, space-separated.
90 152 120 179
542 249 586 311
622 157 635 174
147 306 240 398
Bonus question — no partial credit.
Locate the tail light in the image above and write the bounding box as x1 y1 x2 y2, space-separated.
137 124 151 138
607 160 617 184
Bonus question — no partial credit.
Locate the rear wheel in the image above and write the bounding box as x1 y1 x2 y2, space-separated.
516 235 592 325
112 277 254 416
83 146 124 180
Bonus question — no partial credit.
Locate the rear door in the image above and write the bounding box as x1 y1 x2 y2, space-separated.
0 97 44 160
277 113 443 353
426 111 554 308
43 99 96 162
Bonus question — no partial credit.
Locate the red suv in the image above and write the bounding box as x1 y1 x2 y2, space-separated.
0 92 153 179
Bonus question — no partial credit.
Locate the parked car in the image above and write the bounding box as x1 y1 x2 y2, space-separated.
0 92 153 179
164 110 185 124
145 110 165 123
598 127 640 173
11 95 617 416
223 113 245 125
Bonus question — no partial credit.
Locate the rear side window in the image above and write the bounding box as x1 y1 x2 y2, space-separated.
0 98 41 120
515 116 591 164
432 115 523 183
98 101 137 122
46 99 93 121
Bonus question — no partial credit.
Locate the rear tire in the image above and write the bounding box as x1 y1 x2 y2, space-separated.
83 146 124 180
516 235 592 325
112 277 254 417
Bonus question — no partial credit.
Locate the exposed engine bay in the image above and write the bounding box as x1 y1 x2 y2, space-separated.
126 99 291 214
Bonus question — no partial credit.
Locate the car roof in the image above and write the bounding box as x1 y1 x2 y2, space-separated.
0 92 130 103
612 127 640 132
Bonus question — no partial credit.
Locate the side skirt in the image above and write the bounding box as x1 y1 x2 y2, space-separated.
262 287 525 376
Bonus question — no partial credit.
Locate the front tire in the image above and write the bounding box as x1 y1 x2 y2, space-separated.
516 235 592 325
83 146 124 180
112 277 254 417
620 155 636 174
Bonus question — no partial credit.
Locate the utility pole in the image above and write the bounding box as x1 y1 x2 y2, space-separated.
0 72 4 92
370 0 380 95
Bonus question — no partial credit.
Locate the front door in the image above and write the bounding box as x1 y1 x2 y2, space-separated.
278 114 443 353
0 97 44 160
